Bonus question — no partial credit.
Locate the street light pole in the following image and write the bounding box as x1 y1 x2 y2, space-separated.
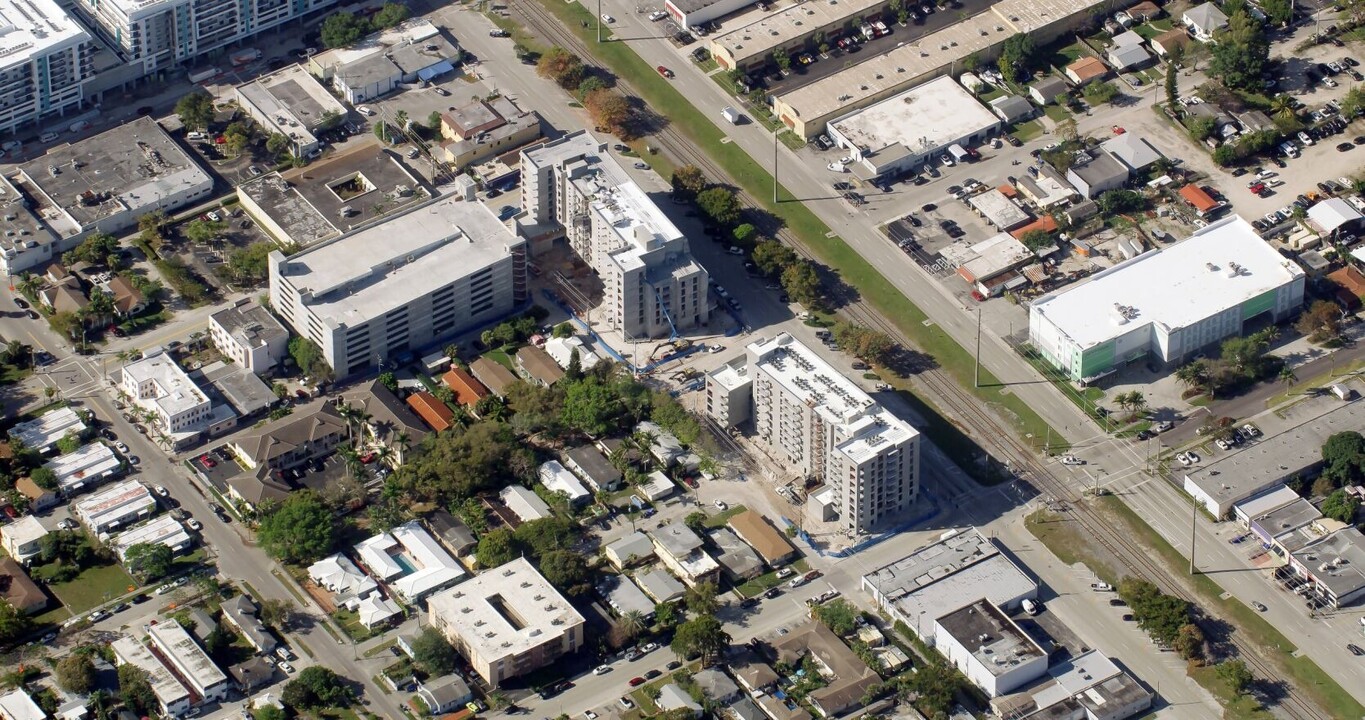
598 0 603 42
773 130 779 203
973 308 982 388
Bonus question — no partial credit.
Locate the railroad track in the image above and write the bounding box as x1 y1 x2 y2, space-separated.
508 4 1333 717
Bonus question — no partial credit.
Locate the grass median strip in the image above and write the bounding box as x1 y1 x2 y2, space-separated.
531 0 1059 451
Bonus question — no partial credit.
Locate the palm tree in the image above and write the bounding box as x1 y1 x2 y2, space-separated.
1270 94 1296 121
393 430 411 465
17 273 43 300
339 446 363 479
1279 366 1298 391
1174 361 1208 391
372 444 394 469
395 110 409 131
1127 391 1147 417
620 610 647 642
336 402 359 443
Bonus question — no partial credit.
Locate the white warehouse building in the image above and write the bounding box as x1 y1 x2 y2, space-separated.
826 75 1003 181
269 196 528 378
1029 216 1305 382
0 0 92 135
521 131 709 340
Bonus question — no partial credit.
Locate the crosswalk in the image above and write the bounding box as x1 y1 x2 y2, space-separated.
32 358 103 404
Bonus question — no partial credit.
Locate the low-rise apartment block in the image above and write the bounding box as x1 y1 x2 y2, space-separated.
111 636 191 717
44 441 121 496
148 620 230 703
269 196 527 378
0 517 48 566
428 557 586 687
209 299 290 375
521 131 709 340
111 515 192 562
74 479 155 534
649 521 720 587
121 350 234 444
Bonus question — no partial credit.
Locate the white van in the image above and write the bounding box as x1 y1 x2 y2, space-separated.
1022 598 1040 615
1330 384 1355 401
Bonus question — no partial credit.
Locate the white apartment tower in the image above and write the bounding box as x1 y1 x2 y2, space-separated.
521 131 709 340
743 333 920 535
0 0 92 134
73 0 338 73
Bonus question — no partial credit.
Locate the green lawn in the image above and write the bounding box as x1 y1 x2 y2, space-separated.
703 504 747 528
1011 120 1044 142
697 58 719 73
1043 104 1072 122
45 563 137 614
736 558 812 597
483 347 517 371
978 87 1006 102
1025 510 1121 585
334 608 381 642
530 0 1061 454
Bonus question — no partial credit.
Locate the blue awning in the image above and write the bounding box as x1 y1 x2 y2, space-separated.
417 59 455 82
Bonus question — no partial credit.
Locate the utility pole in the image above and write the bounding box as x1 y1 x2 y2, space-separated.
598 0 603 42
973 308 982 388
773 130 779 203
1189 503 1198 575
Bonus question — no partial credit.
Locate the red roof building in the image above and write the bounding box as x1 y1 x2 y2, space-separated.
406 392 456 432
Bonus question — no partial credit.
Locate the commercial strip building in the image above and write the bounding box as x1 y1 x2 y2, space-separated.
15 116 213 241
1029 217 1305 383
234 64 349 159
44 441 122 495
269 195 528 378
427 557 586 687
209 299 289 375
0 175 60 276
437 97 543 169
148 620 230 703
708 333 919 535
766 0 1109 138
825 76 1002 181
935 599 1047 697
354 521 466 603
708 0 893 71
7 406 87 454
0 0 91 135
73 478 155 534
307 19 459 104
111 636 192 717
521 131 709 340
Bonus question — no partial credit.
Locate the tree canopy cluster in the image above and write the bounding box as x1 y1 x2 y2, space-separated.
1117 577 1203 661
320 4 410 48
257 491 338 564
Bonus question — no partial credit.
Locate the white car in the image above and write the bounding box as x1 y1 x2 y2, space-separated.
1 140 21 152
618 697 635 710
1059 454 1084 466
827 162 847 172
356 106 375 117
727 246 744 256
154 485 169 497
838 156 853 164
1257 170 1277 179
649 10 667 20
115 441 129 453
187 519 203 531
1185 451 1201 464
206 211 221 222
278 661 295 674
1242 423 1260 438
594 665 611 675
601 13 615 23
940 154 955 167
433 86 449 96
1177 452 1192 467
1215 438 1231 450
714 500 729 511
39 132 59 143
1298 131 1315 146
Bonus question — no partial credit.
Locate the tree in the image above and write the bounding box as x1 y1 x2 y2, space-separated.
812 599 860 636
1270 94 1297 121
537 47 586 90
1165 58 1178 109
1209 10 1269 92
55 653 97 693
0 599 28 644
733 223 757 244
29 466 58 491
124 542 173 582
684 511 708 534
539 549 593 595
257 491 337 564
225 242 275 285
476 528 519 568
1296 300 1342 343
655 601 681 629
833 323 896 365
1322 489 1360 523
905 661 956 718
997 33 1036 83
174 91 214 130
551 323 574 339
1321 432 1365 487
575 76 607 102
1185 115 1217 141
1097 189 1145 215
118 665 157 716
56 429 83 455
1216 659 1254 695
685 581 719 615
619 610 648 643
266 132 290 158
561 377 622 436
1261 0 1293 25
1019 229 1052 251
1174 622 1205 662
1341 87 1365 120
253 706 287 720
184 219 227 245
321 12 370 49
1174 360 1209 392
781 260 822 308
1082 80 1119 105
671 615 730 664
288 337 328 379
671 165 707 199
773 48 792 72
372 2 410 28
373 120 390 143
411 628 461 675
259 598 295 630
584 89 633 139
696 187 742 227
282 666 352 709
752 239 797 276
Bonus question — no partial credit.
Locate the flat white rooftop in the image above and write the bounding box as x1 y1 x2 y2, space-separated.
834 407 919 464
310 18 442 72
428 557 584 659
111 636 190 709
8 406 87 451
712 0 887 63
522 130 602 172
124 353 208 418
0 0 88 67
354 521 465 601
45 442 121 493
74 479 154 530
236 64 348 145
780 0 1103 122
0 690 44 720
1032 216 1304 350
539 461 590 503
707 356 749 391
749 333 897 431
592 180 685 256
277 196 520 328
830 77 999 157
148 621 228 694
112 515 191 561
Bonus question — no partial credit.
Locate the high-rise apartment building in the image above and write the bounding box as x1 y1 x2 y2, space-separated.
0 0 92 135
707 333 920 534
521 131 708 340
72 0 337 73
269 196 528 378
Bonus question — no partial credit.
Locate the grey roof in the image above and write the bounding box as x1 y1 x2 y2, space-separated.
424 674 473 706
210 300 288 354
606 531 656 565
425 509 477 554
651 522 705 558
564 445 622 488
197 361 275 417
1029 76 1069 100
728 697 766 720
342 380 430 448
1185 2 1228 31
229 656 276 691
708 527 764 579
1101 134 1164 170
1297 528 1365 600
636 568 685 602
657 684 702 715
221 595 278 653
693 668 741 701
1109 43 1152 68
990 94 1034 122
233 403 348 467
600 574 655 617
1069 152 1129 187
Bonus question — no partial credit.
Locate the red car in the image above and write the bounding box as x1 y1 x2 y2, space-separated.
1111 125 1126 135
1248 182 1266 194
628 677 647 687
656 65 674 79
198 455 217 469
359 451 377 464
